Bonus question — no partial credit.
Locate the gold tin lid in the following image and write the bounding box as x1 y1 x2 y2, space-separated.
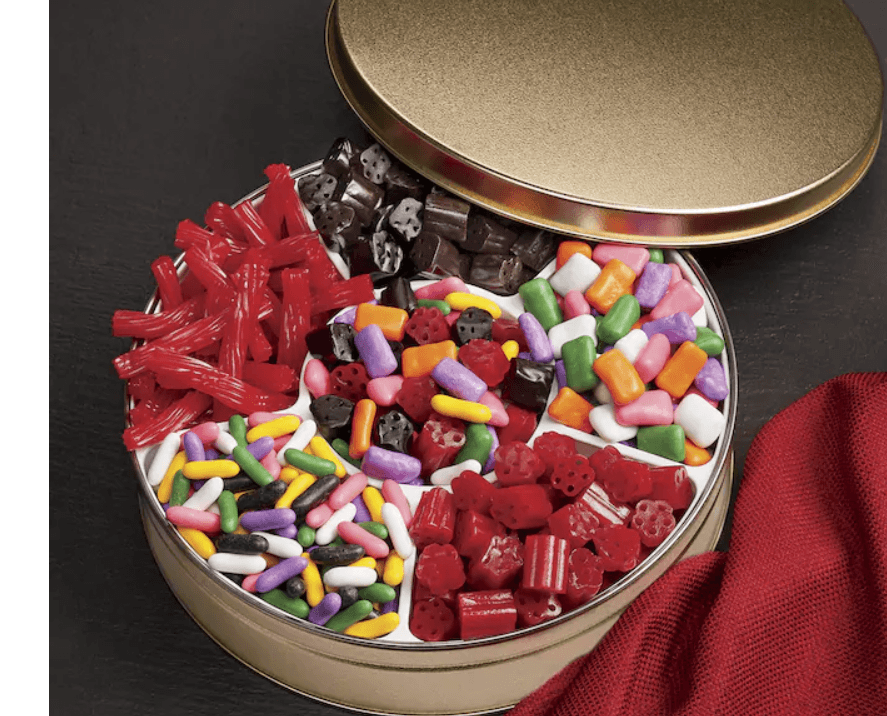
326 0 882 246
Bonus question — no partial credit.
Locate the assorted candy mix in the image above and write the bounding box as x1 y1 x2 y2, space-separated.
115 136 730 643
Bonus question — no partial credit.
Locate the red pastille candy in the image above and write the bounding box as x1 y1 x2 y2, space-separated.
404 306 451 345
575 482 632 527
522 534 571 594
587 445 622 475
453 510 504 560
514 589 563 628
413 579 459 606
411 413 467 476
597 453 653 503
329 363 369 403
631 499 677 547
592 525 642 572
490 317 529 351
458 339 511 387
458 589 518 640
415 543 466 596
549 454 595 497
497 403 538 445
648 464 695 510
494 442 546 486
532 431 577 479
563 547 604 609
547 503 600 549
489 484 553 530
395 375 438 423
410 597 457 641
451 470 497 515
467 534 524 590
410 487 457 549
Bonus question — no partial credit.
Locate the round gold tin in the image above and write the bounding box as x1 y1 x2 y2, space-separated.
326 0 883 246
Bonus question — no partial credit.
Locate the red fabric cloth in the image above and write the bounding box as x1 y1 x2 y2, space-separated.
512 373 887 716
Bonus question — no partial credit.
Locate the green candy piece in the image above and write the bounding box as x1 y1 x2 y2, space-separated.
296 525 317 548
328 536 345 548
694 326 725 356
648 249 665 263
217 490 239 533
637 425 686 462
228 414 249 447
518 278 563 332
562 336 600 393
456 423 495 466
358 583 397 604
357 521 389 540
417 299 451 315
324 599 374 632
232 445 274 486
261 589 310 619
331 438 362 468
168 470 190 507
596 294 640 346
284 448 338 477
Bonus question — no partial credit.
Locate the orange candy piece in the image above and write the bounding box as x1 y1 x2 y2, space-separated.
584 259 636 314
349 398 377 459
655 341 709 399
683 440 712 466
401 340 458 378
556 240 593 269
354 303 409 341
593 349 646 405
548 387 593 432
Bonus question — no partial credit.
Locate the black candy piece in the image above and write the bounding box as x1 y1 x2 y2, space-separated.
504 358 555 412
221 572 245 587
236 480 287 513
309 543 367 566
464 215 518 254
347 232 404 281
322 137 361 178
455 307 495 345
297 172 342 213
284 576 307 599
292 474 341 519
313 201 361 252
409 232 464 278
380 276 418 313
338 586 360 611
358 143 393 184
423 193 470 245
376 409 415 454
388 340 404 372
310 394 355 442
221 475 263 493
469 253 524 295
340 172 385 227
387 197 423 243
330 323 360 363
215 533 270 555
383 162 429 205
510 229 559 271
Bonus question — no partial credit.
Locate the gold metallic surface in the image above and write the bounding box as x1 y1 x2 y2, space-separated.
327 0 883 245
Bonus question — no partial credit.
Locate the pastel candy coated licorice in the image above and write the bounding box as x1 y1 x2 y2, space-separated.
253 531 305 558
232 444 275 487
348 399 377 460
291 474 340 520
634 261 673 309
240 508 297 532
445 292 502 319
455 422 495 467
563 290 592 320
147 432 181 487
314 503 358 546
157 451 186 503
189 421 220 445
207 552 267 575
650 279 704 321
548 314 597 359
328 472 369 511
277 473 316 510
518 277 563 332
323 566 379 589
613 328 649 364
414 276 468 301
182 476 224 511
554 360 567 390
641 311 697 344
592 243 649 276
548 252 601 297
366 375 404 406
380 479 413 527
255 555 310 593
655 341 709 399
589 403 639 443
593 349 646 406
308 592 342 626
614 390 674 426
182 431 206 462
337 520 391 559
561 336 600 393
674 393 727 448
500 340 520 360
246 414 300 442
555 240 593 269
362 446 422 483
477 391 509 427
214 431 238 455
584 259 636 314
401 340 458 378
430 394 493 424
431 357 488 402
634 333 671 384
637 425 686 462
596 294 640 346
178 527 216 559
354 303 409 341
277 419 317 465
547 387 594 432
518 312 554 363
354 323 398 379
694 357 730 401
381 502 415 559
166 505 221 532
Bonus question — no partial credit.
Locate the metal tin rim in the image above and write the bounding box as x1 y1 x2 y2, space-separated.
325 0 883 247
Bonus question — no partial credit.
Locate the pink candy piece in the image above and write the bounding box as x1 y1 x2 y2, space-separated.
338 520 391 559
260 450 281 480
650 280 704 321
166 506 220 533
273 434 293 452
614 390 674 426
241 573 260 593
329 473 369 511
592 244 650 276
445 310 461 326
668 263 682 288
563 290 591 320
248 411 285 427
414 276 468 300
367 375 404 407
188 421 220 445
381 479 413 528
303 358 331 398
306 503 334 529
634 333 672 384
477 391 509 427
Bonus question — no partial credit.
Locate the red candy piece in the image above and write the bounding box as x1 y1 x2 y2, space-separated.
587 445 622 475
575 482 632 527
451 470 497 515
596 453 652 503
453 509 504 560
591 525 642 572
458 590 518 640
413 579 459 606
549 454 595 497
514 589 563 628
563 547 604 609
648 464 695 511
411 413 467 476
494 442 546 486
395 375 438 424
410 597 457 641
490 485 553 530
631 499 677 547
404 306 451 345
532 431 577 478
415 543 467 596
497 403 538 445
467 534 524 590
490 317 529 351
522 534 570 594
547 503 600 549
329 363 369 403
410 487 457 549
458 339 511 387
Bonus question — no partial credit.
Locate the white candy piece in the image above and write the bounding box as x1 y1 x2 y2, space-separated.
359 143 392 184
691 285 708 328
589 404 639 443
214 431 238 455
182 476 224 512
548 253 602 297
614 329 649 364
594 381 613 405
314 503 358 546
147 432 181 487
277 419 318 465
323 566 378 589
207 553 266 575
253 531 304 559
430 459 483 486
381 502 415 560
548 314 597 359
674 393 726 448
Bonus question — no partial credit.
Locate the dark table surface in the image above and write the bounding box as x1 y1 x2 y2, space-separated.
51 1 886 714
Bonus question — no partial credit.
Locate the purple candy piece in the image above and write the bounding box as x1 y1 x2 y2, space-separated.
517 351 533 360
634 261 672 309
555 359 567 390
309 592 343 626
694 358 730 401
403 477 425 486
641 311 697 344
361 446 422 483
182 431 206 462
333 306 358 325
191 479 205 491
351 494 372 523
203 447 220 461
354 323 398 378
518 312 554 363
225 435 274 462
255 555 309 593
273 524 299 539
240 508 296 532
483 425 499 474
431 357 487 402
380 595 399 615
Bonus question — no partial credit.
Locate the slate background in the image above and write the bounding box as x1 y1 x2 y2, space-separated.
51 1 886 714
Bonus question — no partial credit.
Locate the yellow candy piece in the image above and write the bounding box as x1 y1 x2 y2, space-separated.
178 527 216 559
444 292 502 319
362 486 385 523
349 557 377 570
300 554 325 607
182 459 240 480
382 554 405 586
309 436 347 478
245 414 300 443
156 451 186 504
430 394 492 423
343 612 400 639
276 473 317 509
501 340 520 361
279 466 302 484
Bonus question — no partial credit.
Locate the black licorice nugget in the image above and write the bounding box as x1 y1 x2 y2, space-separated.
387 197 423 243
221 475 263 494
455 307 495 345
409 231 464 278
423 193 471 245
297 172 342 212
310 394 355 441
322 136 361 178
464 215 518 254
383 162 428 205
347 231 405 281
469 253 524 295
505 358 555 412
511 228 559 271
313 201 361 252
358 143 393 185
376 409 415 454
340 172 385 227
338 586 360 611
380 276 418 313
284 576 307 600
236 480 287 513
330 323 359 363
